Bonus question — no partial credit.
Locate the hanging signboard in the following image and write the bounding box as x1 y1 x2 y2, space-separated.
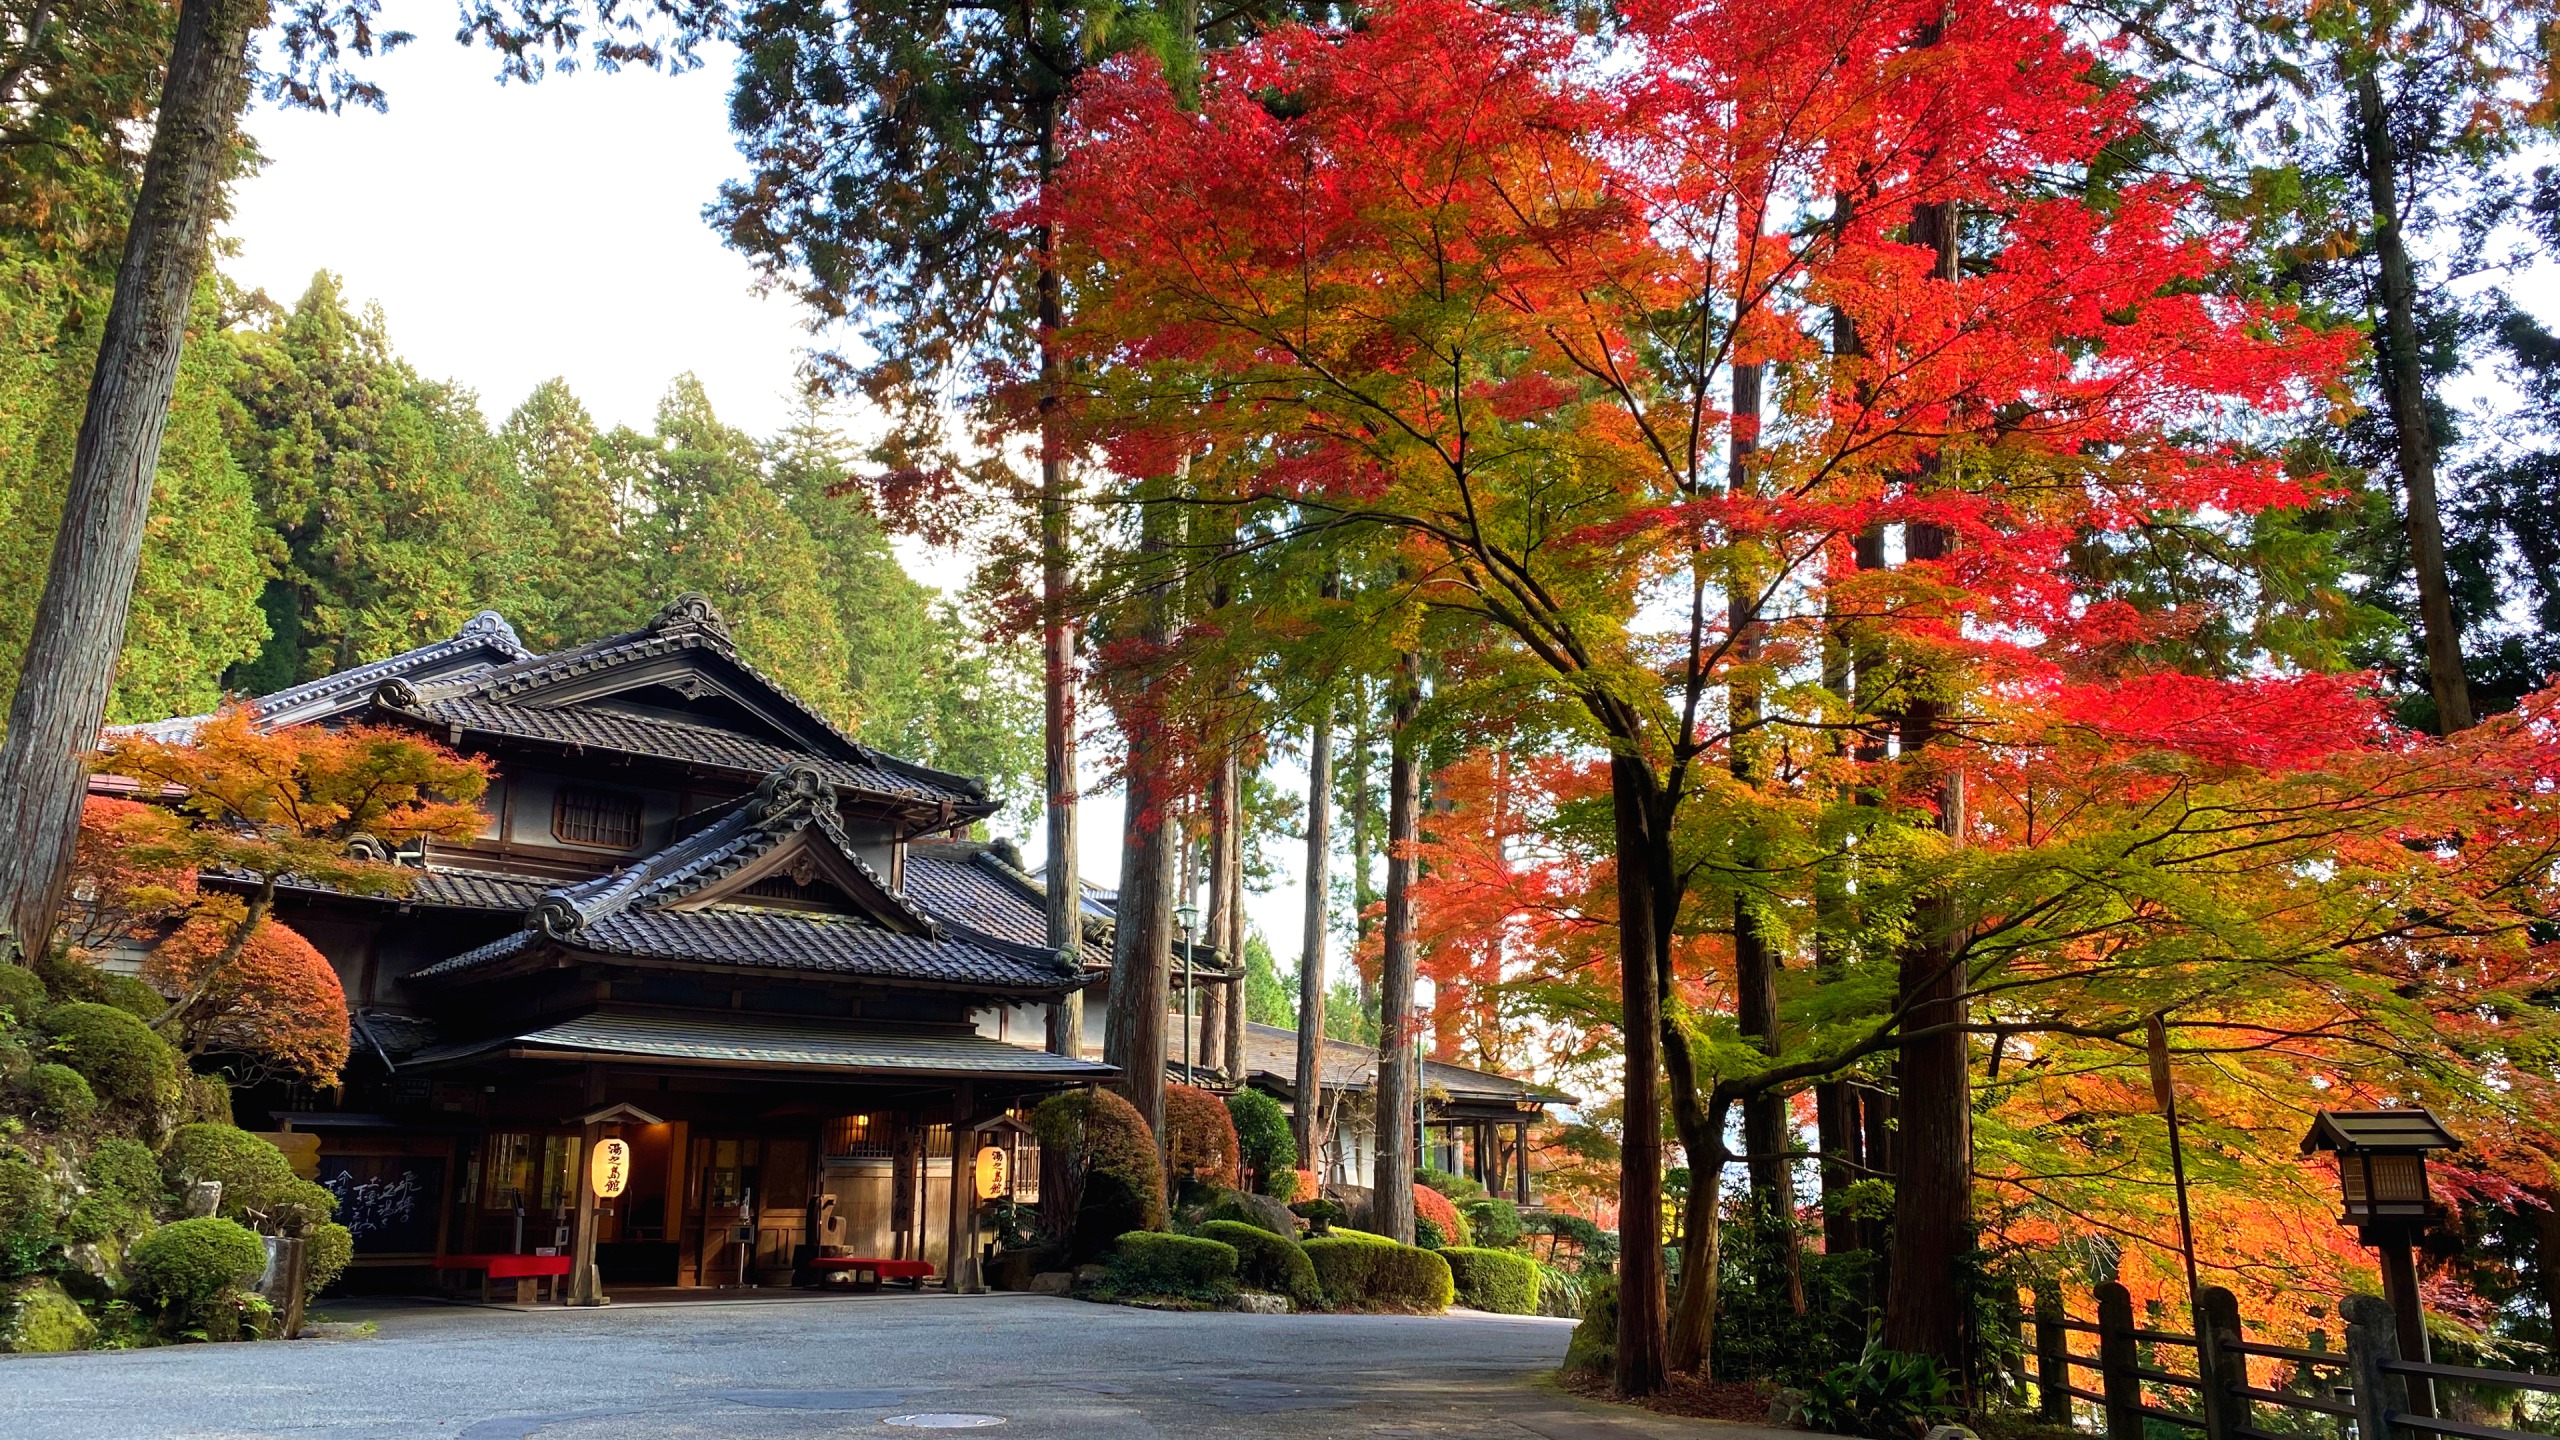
589 1138 631 1199
972 1144 1010 1202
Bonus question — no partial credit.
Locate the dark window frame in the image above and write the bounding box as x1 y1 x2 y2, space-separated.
552 785 645 850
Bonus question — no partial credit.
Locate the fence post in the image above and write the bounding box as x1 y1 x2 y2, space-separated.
2036 1283 2072 1424
2197 1285 2249 1440
2100 1281 2143 1440
2344 1293 2408 1440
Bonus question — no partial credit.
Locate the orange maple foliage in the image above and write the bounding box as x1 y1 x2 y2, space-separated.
146 914 349 1085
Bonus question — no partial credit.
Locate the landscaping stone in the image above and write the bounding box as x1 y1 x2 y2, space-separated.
1 1277 97 1353
1028 1271 1074 1296
1225 1292 1290 1314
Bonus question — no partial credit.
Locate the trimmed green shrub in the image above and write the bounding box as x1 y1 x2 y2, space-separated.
23 1062 94 1128
165 1124 319 1228
0 1277 95 1352
127 1216 266 1318
0 1153 57 1277
1225 1087 1297 1193
40 1001 178 1109
1290 1196 1343 1235
1200 1219 1319 1305
63 1193 146 1246
86 1138 163 1208
1418 1166 1487 1201
1030 1088 1166 1260
1564 1274 1617 1374
1415 1215 1447 1250
1459 1195 1524 1250
95 974 168 1023
0 965 45 1025
1303 1229 1453 1312
1264 1167 1301 1203
1106 1231 1238 1299
304 1222 353 1301
1442 1246 1539 1314
1413 1183 1472 1247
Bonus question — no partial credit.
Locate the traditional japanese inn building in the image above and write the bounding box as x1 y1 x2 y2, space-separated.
109 594 1567 1300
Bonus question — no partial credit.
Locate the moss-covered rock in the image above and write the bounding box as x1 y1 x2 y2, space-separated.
1442 1246 1539 1314
23 1062 95 1128
1199 1218 1320 1305
39 1002 179 1110
1201 1188 1299 1237
0 1277 95 1352
0 965 46 1026
0 1151 58 1278
128 1216 267 1317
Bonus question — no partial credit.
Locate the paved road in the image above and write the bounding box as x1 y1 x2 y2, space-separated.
0 1292 1778 1440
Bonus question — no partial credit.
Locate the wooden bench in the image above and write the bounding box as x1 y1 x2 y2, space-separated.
435 1252 574 1304
803 1256 936 1292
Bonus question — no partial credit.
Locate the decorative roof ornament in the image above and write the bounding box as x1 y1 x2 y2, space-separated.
458 610 523 649
751 761 833 829
650 592 734 643
373 677 420 709
530 895 585 939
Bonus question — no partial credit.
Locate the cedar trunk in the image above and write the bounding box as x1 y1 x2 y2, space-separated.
1611 752 1670 1394
1037 102 1084 1057
0 0 265 958
1295 691 1333 1166
1372 652 1421 1245
2352 65 2472 734
1104 501 1179 1145
1201 744 1237 1074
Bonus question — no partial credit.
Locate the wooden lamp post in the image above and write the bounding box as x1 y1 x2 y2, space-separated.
2300 1108 2460 1417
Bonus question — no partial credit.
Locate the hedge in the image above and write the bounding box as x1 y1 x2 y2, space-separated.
1224 1088 1297 1193
1442 1246 1539 1314
1106 1231 1238 1298
40 1002 178 1109
1030 1089 1166 1260
1302 1229 1453 1312
1199 1219 1319 1305
128 1217 267 1317
1459 1195 1524 1250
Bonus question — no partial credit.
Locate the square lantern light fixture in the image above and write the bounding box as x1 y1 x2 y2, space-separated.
2300 1108 2460 1237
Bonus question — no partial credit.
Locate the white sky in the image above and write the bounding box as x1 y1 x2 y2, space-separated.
224 16 1330 987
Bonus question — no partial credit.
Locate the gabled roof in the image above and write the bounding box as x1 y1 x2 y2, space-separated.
2301 1108 2463 1155
406 1009 1118 1081
903 840 1112 967
408 764 1078 995
117 610 534 740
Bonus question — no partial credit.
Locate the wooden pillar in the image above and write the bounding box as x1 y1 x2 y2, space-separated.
568 1117 605 1305
1514 1120 1529 1205
2098 1281 2142 1440
944 1083 979 1294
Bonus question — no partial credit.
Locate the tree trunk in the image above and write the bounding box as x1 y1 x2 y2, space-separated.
1611 752 1670 1395
0 0 265 960
1220 743 1246 1073
1037 100 1085 1058
1104 500 1179 1146
1668 1092 1733 1376
1296 683 1334 1166
1350 686 1377 1013
2352 64 2472 734
1202 746 1236 1075
1372 651 1422 1245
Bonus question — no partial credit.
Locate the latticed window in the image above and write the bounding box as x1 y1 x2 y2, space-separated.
824 1113 894 1159
553 786 643 849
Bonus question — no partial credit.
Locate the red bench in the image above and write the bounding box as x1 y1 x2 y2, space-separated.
436 1252 574 1304
804 1256 936 1291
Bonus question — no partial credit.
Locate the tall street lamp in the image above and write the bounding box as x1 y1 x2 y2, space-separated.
1175 902 1201 1084
2300 1107 2460 1416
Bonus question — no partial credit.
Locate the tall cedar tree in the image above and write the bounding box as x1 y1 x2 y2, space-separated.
1046 0 2364 1384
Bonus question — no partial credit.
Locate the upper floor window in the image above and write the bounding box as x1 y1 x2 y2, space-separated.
553 786 643 849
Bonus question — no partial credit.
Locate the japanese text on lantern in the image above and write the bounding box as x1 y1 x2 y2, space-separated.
590 1138 631 1199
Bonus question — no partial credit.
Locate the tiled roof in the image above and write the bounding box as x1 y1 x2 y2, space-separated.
1236 1022 1572 1106
903 844 1112 968
407 694 982 807
409 764 1076 994
115 611 531 740
406 1009 1118 1079
412 910 1070 990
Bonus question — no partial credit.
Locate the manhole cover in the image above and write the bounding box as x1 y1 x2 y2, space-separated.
882 1416 1007 1429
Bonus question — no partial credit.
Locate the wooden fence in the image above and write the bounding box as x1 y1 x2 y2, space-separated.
2024 1284 2558 1440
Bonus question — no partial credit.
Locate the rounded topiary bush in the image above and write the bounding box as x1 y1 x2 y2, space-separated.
1164 1083 1240 1189
1460 1195 1524 1250
39 1001 178 1109
0 1153 58 1278
0 965 46 1025
1303 1229 1453 1311
164 1124 299 1223
1224 1087 1297 1194
1200 1218 1319 1305
85 1138 163 1209
1030 1088 1166 1260
1106 1231 1238 1299
23 1063 94 1128
304 1222 353 1301
127 1216 266 1317
1413 1184 1472 1249
1442 1246 1539 1314
93 973 168 1024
